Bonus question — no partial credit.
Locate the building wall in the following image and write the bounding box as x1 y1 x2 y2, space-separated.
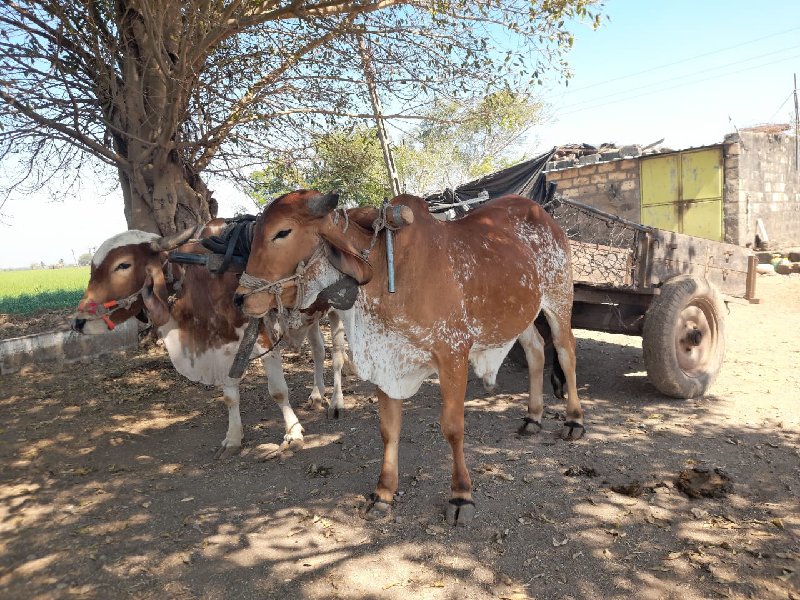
724 131 800 248
544 158 641 222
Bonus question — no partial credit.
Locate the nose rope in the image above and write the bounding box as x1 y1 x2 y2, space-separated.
238 244 327 329
75 285 147 331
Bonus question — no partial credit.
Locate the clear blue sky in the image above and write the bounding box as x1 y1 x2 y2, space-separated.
1 0 799 269
531 0 800 152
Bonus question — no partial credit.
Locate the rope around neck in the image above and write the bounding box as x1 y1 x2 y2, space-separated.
238 244 327 328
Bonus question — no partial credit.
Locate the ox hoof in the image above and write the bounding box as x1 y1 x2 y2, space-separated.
214 443 242 460
326 403 344 420
446 498 476 527
560 421 585 441
306 393 326 411
361 493 393 521
517 417 543 436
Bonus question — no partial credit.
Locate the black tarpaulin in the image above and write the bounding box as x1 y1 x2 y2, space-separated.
425 147 557 208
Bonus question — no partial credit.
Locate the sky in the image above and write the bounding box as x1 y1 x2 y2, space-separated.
2 0 800 269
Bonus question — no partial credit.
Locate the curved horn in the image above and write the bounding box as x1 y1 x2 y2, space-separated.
149 226 198 252
386 205 414 228
307 191 339 217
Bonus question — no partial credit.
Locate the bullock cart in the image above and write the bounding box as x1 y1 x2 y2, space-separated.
530 193 758 399
427 150 757 398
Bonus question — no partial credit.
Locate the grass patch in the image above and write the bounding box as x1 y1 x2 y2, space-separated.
0 267 89 315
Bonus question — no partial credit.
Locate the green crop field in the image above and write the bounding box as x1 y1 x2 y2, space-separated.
0 266 89 315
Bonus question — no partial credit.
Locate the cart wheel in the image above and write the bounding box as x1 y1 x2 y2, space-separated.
643 275 726 399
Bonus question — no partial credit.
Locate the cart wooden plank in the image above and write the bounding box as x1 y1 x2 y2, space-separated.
643 229 754 299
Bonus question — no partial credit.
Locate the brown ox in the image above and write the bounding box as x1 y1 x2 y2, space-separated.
235 190 583 525
72 221 350 458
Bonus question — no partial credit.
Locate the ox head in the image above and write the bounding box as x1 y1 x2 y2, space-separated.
234 190 373 318
71 228 197 334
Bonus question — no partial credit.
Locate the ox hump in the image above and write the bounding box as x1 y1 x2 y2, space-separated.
93 231 160 266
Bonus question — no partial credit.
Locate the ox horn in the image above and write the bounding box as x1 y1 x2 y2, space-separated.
150 226 197 252
307 191 339 217
386 205 414 228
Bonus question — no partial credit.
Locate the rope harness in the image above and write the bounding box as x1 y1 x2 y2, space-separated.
76 286 147 331
76 260 186 331
237 244 327 329
237 203 399 328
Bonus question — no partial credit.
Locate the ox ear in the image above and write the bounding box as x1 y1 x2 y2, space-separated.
142 265 170 326
320 232 373 286
150 226 197 252
307 191 340 217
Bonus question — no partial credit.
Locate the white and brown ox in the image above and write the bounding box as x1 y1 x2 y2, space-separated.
71 221 350 458
234 190 584 525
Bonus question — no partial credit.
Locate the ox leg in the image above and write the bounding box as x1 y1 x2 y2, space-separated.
214 383 243 459
363 389 402 520
328 311 347 420
306 321 327 410
517 321 546 436
262 351 304 451
542 307 584 440
439 357 475 526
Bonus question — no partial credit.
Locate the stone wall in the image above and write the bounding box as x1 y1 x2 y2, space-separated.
544 158 641 222
724 131 800 248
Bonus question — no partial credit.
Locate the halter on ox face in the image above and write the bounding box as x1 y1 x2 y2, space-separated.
234 190 373 319
72 228 197 334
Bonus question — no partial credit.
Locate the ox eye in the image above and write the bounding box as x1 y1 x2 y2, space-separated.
115 262 131 271
272 229 292 241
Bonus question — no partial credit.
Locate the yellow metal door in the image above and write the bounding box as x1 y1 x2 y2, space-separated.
681 199 723 240
639 147 723 241
681 148 723 200
641 203 677 232
641 155 679 206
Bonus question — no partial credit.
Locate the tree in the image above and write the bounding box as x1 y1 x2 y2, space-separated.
251 125 391 206
0 1 602 234
396 90 544 194
251 91 542 204
77 252 92 266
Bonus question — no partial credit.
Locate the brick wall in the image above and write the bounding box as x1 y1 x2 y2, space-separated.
725 131 800 248
545 158 641 222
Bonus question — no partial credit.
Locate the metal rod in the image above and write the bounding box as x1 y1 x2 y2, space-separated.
556 194 656 233
794 73 799 171
386 227 396 293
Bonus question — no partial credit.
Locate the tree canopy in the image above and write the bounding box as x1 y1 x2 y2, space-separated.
0 0 603 233
250 90 543 205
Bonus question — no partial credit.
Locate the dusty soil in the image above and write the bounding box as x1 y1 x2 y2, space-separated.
1 275 798 600
0 308 74 340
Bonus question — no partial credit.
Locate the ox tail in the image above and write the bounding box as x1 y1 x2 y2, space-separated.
535 313 567 399
549 345 567 400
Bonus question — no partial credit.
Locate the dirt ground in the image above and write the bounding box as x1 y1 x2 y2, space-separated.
0 307 74 340
1 275 798 600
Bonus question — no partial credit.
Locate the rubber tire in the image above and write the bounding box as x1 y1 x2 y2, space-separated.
643 275 726 399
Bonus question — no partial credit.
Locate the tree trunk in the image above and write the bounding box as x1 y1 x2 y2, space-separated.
113 1 218 235
119 155 217 234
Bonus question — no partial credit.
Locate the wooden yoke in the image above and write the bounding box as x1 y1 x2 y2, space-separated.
386 205 414 228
